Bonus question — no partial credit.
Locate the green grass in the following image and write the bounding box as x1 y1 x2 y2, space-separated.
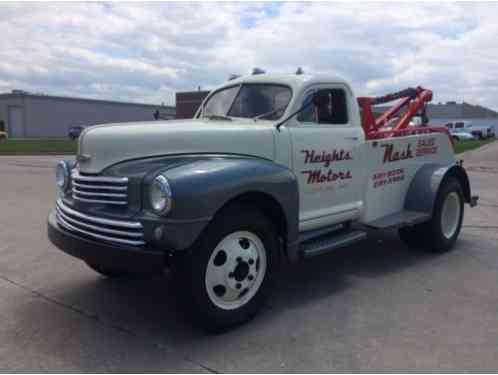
453 138 496 154
0 138 77 155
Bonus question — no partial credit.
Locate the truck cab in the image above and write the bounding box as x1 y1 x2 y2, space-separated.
48 73 477 330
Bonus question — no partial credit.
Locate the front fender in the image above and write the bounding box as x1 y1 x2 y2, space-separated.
159 157 299 253
404 162 475 215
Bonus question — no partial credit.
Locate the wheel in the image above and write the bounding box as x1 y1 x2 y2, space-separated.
399 177 464 252
452 135 459 142
85 261 135 278
173 204 279 331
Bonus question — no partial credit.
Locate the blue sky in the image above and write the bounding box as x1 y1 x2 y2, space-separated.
1 2 497 110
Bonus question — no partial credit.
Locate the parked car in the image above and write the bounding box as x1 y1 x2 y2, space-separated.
486 126 495 138
450 131 476 142
68 125 85 140
445 121 492 140
48 73 477 330
0 131 8 142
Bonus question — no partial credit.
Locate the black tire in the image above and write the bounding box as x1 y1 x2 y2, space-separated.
452 136 459 142
399 177 464 252
85 261 135 278
172 203 280 332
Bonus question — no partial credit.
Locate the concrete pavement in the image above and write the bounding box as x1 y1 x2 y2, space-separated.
0 144 497 371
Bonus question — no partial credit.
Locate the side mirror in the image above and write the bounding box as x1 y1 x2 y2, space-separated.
312 90 330 109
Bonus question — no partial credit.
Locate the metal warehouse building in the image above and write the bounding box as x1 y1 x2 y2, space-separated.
0 90 175 138
426 101 498 131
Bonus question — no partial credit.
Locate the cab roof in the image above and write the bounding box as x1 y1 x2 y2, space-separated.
216 73 350 93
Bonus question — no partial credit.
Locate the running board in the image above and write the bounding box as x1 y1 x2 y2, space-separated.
299 230 367 259
366 210 430 229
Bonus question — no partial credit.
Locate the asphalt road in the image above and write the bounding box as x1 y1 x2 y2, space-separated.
1 143 497 372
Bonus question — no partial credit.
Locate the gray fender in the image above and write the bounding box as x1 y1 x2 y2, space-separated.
161 157 300 259
404 162 473 215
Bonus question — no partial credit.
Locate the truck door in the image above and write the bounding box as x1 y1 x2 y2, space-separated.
288 86 364 232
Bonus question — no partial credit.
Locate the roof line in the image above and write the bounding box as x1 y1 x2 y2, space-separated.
0 92 175 109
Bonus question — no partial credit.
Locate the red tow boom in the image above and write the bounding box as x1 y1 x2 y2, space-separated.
357 86 451 141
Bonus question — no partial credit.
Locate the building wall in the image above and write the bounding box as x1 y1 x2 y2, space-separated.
0 96 24 135
176 91 210 119
0 93 175 138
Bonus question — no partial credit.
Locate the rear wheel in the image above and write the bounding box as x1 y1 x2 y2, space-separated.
173 204 279 331
399 177 464 252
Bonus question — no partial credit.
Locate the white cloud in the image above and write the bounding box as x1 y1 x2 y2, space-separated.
0 2 497 110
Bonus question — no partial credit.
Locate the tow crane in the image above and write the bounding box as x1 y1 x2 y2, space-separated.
358 86 451 141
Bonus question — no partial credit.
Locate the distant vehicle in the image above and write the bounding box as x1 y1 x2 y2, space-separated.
68 126 85 140
445 121 493 140
450 131 476 142
0 131 8 142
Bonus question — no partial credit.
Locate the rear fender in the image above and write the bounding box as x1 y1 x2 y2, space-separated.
404 162 475 216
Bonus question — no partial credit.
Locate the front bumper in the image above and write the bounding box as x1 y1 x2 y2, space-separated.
48 211 164 273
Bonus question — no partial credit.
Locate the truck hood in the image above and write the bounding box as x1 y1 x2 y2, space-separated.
77 119 276 174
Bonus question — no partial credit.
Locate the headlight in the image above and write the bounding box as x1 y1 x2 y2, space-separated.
149 175 172 215
56 160 70 193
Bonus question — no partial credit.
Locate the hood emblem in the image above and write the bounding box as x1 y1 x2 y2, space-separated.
76 153 92 162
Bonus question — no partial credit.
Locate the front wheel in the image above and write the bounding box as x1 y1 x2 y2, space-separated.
399 177 464 252
173 204 279 331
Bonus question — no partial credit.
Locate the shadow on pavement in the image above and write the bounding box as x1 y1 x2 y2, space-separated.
18 229 443 353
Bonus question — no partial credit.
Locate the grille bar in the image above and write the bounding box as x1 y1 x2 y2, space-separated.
72 190 127 198
72 181 127 191
56 199 145 246
72 170 128 205
71 173 128 183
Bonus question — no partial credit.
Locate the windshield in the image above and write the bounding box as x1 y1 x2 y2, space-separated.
202 84 292 120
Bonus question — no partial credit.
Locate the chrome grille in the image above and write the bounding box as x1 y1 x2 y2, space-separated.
55 199 145 246
71 170 128 205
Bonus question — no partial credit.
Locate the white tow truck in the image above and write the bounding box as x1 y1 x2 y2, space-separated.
48 73 477 330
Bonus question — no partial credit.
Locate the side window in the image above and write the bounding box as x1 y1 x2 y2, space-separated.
297 88 348 125
455 122 464 129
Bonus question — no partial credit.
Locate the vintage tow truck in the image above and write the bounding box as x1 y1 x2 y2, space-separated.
48 73 478 330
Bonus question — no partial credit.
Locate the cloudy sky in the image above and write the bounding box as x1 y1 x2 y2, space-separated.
1 2 497 109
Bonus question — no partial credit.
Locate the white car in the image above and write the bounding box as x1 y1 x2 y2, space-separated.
450 131 476 141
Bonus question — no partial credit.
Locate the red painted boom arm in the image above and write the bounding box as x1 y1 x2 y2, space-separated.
357 86 436 140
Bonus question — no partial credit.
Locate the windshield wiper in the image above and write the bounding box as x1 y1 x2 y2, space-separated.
253 106 286 121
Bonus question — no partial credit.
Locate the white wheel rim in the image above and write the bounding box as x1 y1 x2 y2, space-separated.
441 192 461 239
205 231 267 310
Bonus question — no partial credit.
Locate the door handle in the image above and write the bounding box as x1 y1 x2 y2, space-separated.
344 136 358 141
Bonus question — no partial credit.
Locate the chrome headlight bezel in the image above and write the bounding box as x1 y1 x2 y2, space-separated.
149 175 172 215
56 160 70 193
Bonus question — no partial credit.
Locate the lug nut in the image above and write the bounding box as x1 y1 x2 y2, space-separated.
248 275 254 281
236 283 241 289
236 257 242 263
248 259 254 265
